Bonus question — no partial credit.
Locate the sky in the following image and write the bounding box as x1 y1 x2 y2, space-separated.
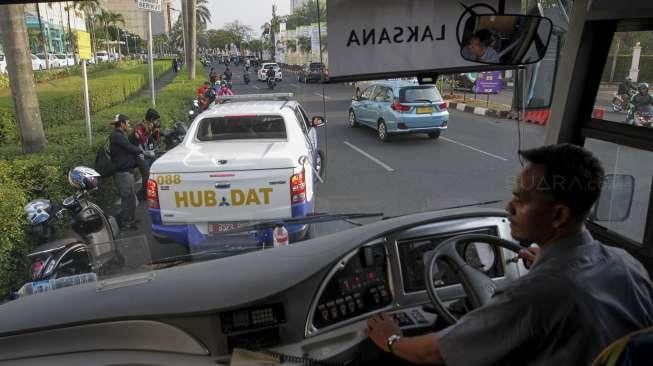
172 0 292 35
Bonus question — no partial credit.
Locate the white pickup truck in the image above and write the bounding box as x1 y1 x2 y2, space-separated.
147 95 325 249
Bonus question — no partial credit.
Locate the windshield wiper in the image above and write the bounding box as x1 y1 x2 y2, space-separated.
215 212 384 235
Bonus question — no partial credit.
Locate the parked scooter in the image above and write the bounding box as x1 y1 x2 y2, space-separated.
24 167 122 282
162 121 188 150
633 104 653 128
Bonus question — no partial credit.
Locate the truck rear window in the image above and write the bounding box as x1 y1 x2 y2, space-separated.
196 115 287 141
400 86 443 103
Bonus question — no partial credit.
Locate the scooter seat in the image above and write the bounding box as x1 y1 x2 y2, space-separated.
29 238 83 257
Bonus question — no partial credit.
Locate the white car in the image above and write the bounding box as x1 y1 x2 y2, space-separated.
258 62 283 81
31 54 46 70
36 53 62 68
95 51 110 62
54 54 73 67
0 54 6 74
147 94 325 248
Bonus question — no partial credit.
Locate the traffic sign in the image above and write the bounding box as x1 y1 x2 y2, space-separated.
137 0 161 12
76 31 92 60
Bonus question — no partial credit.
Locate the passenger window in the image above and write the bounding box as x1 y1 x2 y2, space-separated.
592 31 653 129
373 88 391 102
584 138 652 244
361 86 375 100
294 108 308 134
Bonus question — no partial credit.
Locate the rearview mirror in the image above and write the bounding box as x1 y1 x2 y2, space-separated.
311 116 326 128
460 14 553 65
590 174 635 222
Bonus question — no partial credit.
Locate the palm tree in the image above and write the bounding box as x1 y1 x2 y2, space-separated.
75 0 100 64
106 11 125 56
196 0 211 29
0 4 47 152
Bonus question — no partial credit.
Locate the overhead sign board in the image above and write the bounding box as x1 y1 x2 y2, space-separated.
76 31 92 60
326 0 520 81
137 0 161 12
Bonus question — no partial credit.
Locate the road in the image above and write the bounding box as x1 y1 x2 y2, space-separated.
129 63 650 265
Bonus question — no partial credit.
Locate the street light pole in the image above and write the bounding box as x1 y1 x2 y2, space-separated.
124 32 130 55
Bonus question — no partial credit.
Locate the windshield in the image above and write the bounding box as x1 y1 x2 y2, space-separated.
196 115 287 141
400 86 443 103
0 0 566 301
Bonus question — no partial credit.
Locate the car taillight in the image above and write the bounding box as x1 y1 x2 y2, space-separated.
439 102 448 111
391 101 411 112
290 171 306 204
147 179 159 209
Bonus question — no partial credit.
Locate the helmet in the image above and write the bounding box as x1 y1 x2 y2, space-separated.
625 76 632 81
145 108 160 122
639 83 649 91
24 199 52 225
68 166 101 191
203 88 216 103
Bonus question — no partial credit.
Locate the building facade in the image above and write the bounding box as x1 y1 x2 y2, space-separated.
26 2 87 54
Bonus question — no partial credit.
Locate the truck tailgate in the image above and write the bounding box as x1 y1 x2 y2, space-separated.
156 168 294 224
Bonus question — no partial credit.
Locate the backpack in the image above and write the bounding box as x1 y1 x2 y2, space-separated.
94 137 116 177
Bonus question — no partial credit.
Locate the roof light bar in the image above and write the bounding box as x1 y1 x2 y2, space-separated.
221 93 295 102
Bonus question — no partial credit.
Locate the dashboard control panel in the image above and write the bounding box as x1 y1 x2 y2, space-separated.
312 243 392 329
220 303 286 335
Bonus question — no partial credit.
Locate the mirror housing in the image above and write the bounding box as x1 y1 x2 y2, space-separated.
590 174 635 222
311 116 326 128
460 14 553 66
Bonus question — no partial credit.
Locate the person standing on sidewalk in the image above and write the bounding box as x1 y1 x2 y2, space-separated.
110 114 143 230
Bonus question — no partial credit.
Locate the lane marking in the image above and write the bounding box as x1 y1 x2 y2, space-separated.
343 141 395 172
253 85 260 90
440 137 508 161
314 92 331 100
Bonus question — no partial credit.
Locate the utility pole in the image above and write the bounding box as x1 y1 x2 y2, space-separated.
187 0 196 80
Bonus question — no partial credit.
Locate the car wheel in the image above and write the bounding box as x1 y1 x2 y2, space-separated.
348 110 359 127
428 131 441 139
377 120 388 142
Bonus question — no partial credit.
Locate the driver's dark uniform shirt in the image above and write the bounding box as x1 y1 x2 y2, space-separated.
437 230 653 366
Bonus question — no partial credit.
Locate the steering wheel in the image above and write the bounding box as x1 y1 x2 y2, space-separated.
424 234 523 324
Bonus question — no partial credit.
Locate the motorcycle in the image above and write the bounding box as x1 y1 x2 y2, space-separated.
162 121 188 149
267 76 276 90
226 79 233 90
243 72 250 84
633 104 653 128
611 90 634 112
24 168 122 283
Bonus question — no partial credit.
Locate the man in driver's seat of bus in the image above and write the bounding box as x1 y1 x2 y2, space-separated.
366 143 653 365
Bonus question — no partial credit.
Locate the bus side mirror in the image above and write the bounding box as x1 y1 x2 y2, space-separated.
590 174 635 222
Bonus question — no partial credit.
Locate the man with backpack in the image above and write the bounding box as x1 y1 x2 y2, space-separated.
110 114 143 230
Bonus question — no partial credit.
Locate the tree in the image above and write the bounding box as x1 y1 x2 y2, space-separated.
185 0 197 80
35 3 50 69
248 39 264 59
107 11 125 55
207 29 236 51
196 0 211 29
224 20 253 51
0 4 47 152
298 36 311 53
283 0 326 30
285 39 297 53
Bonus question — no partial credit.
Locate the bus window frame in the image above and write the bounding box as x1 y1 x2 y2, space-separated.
548 15 653 253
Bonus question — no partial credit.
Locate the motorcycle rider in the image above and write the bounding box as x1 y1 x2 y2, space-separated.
197 81 211 96
223 66 233 84
627 83 653 124
204 88 218 110
217 83 234 104
209 67 218 85
110 114 142 229
266 66 276 86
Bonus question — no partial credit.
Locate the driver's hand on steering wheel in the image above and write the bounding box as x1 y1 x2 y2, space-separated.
518 246 541 269
366 313 402 353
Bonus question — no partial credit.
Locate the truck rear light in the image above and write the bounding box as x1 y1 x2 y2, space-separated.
391 100 411 112
439 102 448 111
290 171 306 204
147 179 160 209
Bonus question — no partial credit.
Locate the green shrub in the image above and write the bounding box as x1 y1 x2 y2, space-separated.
0 61 170 144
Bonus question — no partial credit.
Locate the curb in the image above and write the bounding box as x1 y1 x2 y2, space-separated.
448 101 511 119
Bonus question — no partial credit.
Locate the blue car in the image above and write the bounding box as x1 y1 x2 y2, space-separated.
348 81 449 141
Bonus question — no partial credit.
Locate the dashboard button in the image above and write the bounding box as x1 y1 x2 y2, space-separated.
348 302 356 312
356 298 364 309
321 310 330 321
339 304 348 315
330 307 339 319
